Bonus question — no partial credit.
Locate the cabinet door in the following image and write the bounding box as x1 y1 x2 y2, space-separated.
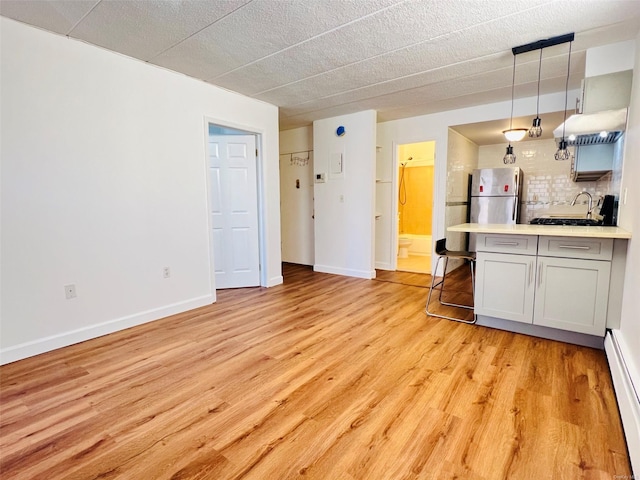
534 257 610 336
475 252 536 324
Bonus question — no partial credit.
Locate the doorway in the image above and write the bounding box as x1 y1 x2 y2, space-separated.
207 123 262 290
394 141 435 274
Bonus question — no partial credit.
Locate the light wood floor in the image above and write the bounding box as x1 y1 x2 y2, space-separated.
0 264 630 479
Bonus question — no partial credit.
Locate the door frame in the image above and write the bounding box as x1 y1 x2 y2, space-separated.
204 117 267 295
391 139 437 273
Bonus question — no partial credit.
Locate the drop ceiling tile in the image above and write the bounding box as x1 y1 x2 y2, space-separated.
2 0 639 130
275 52 586 117
270 0 634 113
280 62 581 128
69 0 251 60
213 0 531 94
153 0 400 82
0 0 96 35
373 76 575 123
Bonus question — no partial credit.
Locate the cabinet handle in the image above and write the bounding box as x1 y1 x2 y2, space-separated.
557 245 590 250
495 242 519 246
528 261 533 286
537 261 543 288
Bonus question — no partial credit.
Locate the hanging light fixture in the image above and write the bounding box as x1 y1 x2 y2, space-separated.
503 55 520 164
529 48 543 137
504 33 574 162
555 40 573 161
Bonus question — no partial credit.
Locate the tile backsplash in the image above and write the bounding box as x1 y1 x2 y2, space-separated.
478 139 622 223
446 129 479 262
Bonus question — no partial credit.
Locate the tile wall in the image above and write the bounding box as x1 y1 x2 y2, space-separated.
446 129 479 264
398 165 433 235
478 138 622 223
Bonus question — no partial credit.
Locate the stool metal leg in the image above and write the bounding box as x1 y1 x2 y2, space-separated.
426 257 477 324
425 255 443 314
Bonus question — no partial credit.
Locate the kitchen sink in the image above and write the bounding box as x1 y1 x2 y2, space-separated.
530 217 603 226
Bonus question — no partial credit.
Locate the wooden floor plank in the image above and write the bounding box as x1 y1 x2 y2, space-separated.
0 264 631 479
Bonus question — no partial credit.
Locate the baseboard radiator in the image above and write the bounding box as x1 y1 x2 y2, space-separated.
605 330 640 477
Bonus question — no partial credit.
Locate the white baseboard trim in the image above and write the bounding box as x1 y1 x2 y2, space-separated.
605 330 640 477
267 275 284 287
313 264 375 279
0 294 214 365
375 261 394 271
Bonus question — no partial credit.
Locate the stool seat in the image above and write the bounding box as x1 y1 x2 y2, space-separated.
426 238 476 324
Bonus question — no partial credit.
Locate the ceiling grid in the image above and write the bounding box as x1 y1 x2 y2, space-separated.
1 0 639 131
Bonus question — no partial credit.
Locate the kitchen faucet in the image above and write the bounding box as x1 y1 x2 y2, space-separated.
571 191 593 219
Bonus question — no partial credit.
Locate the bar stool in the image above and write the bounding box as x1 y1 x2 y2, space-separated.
426 238 477 324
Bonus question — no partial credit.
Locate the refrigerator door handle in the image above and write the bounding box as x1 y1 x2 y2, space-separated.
512 198 517 222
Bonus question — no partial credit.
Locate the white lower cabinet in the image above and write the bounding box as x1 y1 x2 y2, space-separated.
475 234 613 337
475 252 535 324
533 256 610 335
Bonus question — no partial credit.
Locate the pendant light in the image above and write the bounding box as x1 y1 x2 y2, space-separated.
555 40 573 161
529 48 543 137
503 55 519 164
505 33 574 162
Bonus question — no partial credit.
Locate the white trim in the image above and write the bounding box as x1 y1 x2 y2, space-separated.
204 117 269 289
605 330 640 477
391 141 399 271
313 264 375 279
0 295 214 365
392 140 438 274
267 275 284 287
375 261 394 271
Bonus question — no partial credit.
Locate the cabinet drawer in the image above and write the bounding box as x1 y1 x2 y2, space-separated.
476 234 538 254
538 236 613 260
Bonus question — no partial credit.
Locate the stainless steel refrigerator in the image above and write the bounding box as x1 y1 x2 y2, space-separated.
469 167 523 251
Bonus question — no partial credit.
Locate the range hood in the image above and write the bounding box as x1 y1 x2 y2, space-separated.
554 108 627 146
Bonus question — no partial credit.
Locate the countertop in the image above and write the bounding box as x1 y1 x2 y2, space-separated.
448 223 632 239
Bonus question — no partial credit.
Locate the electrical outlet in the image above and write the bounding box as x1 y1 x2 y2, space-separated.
163 267 171 278
65 284 76 299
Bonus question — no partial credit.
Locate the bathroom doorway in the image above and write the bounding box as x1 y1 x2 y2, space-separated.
395 141 434 274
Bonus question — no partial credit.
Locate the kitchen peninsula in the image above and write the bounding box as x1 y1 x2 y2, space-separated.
448 223 631 348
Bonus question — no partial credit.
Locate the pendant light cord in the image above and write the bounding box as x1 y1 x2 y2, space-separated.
561 41 573 139
536 49 542 116
509 54 516 131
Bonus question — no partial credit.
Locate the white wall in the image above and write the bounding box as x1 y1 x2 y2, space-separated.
0 19 281 364
313 111 377 279
611 33 640 470
585 40 636 78
279 127 314 265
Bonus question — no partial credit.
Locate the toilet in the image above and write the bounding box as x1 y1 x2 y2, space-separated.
398 236 412 258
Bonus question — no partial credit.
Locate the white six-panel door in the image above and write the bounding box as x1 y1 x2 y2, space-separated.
209 135 260 289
